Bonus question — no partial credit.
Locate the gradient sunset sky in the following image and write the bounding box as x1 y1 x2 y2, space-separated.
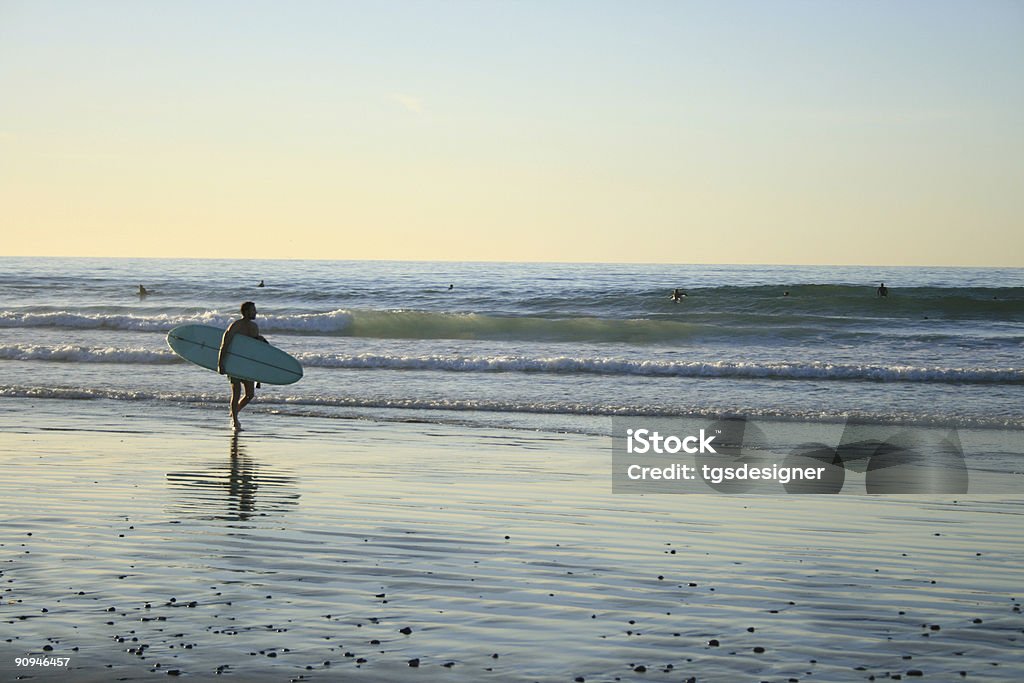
2 1 1021 265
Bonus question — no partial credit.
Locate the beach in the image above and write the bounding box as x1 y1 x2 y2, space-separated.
4 0 1022 677
1 257 1022 680
2 398 1022 682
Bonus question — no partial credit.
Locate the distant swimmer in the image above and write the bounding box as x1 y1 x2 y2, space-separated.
218 301 268 432
138 284 148 297
876 282 889 298
670 288 686 302
448 284 454 290
257 280 265 288
783 291 790 297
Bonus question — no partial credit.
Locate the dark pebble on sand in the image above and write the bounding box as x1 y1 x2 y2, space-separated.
575 677 585 682
399 627 413 635
492 653 499 658
408 658 420 667
907 671 923 677
973 618 983 624
442 662 454 668
43 645 53 651
708 639 720 647
753 647 765 653
633 665 646 672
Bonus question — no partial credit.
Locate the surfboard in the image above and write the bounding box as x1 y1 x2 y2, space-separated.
166 324 303 385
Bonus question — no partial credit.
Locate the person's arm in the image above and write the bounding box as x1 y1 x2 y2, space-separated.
218 323 237 374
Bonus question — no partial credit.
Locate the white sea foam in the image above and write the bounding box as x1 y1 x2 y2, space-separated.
0 310 236 332
1 383 1019 430
0 344 178 363
295 352 1024 383
1 342 1020 384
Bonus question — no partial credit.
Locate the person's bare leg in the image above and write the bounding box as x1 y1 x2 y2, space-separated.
230 380 243 431
236 381 255 418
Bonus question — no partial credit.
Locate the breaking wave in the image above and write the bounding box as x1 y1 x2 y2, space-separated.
1 343 1020 384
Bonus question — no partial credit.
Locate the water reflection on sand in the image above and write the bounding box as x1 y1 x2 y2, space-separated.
165 433 299 521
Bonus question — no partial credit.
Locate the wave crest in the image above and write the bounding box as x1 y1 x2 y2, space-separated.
2 343 1020 384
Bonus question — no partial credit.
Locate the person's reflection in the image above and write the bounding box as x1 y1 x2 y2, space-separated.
165 433 299 521
227 433 257 519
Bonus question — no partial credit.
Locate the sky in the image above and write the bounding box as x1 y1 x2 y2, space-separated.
1 0 1022 266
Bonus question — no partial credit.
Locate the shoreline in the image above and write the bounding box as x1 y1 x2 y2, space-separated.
1 399 1023 681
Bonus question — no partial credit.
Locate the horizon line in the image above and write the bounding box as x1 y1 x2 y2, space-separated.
1 253 1021 270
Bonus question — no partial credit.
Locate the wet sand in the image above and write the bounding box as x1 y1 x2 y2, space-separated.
1 399 1022 682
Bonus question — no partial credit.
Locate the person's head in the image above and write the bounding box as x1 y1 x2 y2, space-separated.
241 301 257 319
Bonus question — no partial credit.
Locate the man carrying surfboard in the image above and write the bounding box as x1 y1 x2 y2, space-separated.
218 301 268 432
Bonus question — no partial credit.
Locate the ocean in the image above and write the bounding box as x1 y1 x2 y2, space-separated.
1 257 1022 438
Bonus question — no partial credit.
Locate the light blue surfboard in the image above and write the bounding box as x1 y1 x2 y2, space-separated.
167 324 303 385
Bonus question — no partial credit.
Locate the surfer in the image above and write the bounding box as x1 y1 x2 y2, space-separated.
257 280 265 288
218 301 268 432
138 284 148 297
876 282 889 298
671 288 685 302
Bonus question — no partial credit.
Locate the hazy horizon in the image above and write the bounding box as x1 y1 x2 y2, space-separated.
4 253 1022 271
